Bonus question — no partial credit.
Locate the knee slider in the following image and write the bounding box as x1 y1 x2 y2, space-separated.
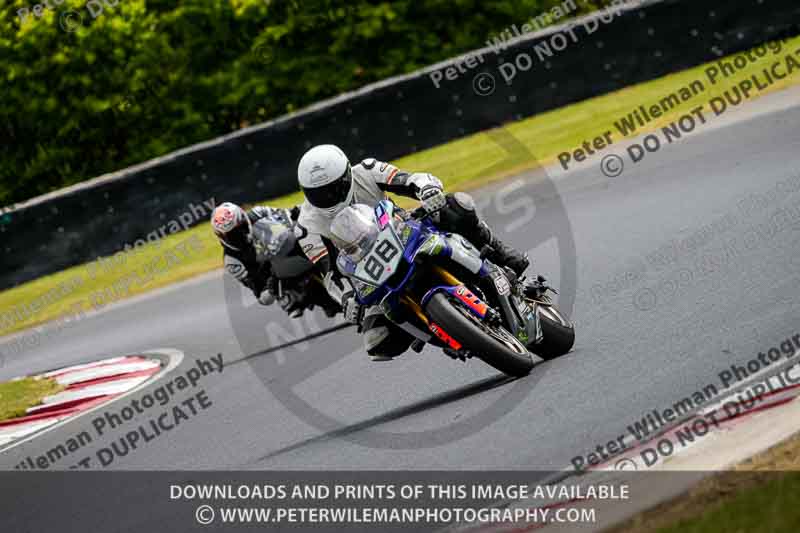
364 325 391 353
367 331 412 358
451 192 476 213
441 192 479 234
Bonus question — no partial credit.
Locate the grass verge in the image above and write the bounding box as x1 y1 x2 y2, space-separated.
1 36 799 338
0 377 64 422
612 432 800 533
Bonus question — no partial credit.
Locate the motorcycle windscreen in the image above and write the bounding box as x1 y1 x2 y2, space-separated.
331 203 405 287
330 204 379 262
251 220 291 262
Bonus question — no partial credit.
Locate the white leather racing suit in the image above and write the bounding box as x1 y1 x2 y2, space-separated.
296 158 442 355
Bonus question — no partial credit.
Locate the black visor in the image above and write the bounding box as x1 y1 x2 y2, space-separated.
303 165 352 209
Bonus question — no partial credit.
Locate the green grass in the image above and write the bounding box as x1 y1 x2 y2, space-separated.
654 473 800 533
612 433 800 533
0 377 64 422
1 35 799 337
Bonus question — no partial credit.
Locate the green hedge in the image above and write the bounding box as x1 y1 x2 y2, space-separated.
0 0 610 206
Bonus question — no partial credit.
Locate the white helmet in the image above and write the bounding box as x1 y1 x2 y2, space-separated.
297 144 353 216
211 202 252 251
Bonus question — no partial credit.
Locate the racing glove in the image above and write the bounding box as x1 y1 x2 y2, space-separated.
278 290 305 318
323 271 349 305
324 272 362 324
258 291 275 306
341 290 364 325
257 275 278 306
418 184 447 214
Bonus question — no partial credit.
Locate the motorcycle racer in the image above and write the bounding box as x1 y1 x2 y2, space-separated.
211 202 310 317
295 144 534 360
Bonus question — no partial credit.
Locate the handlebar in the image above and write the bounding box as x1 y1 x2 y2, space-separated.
409 205 448 220
409 206 429 220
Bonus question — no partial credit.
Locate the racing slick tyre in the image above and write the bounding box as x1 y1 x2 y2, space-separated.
426 293 534 377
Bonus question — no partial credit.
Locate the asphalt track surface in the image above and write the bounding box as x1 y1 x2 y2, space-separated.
1 86 799 474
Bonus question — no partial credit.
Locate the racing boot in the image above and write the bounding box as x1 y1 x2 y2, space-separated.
522 274 556 303
474 221 530 277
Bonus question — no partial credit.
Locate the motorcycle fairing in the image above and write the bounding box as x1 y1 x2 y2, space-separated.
338 199 517 344
420 284 488 320
429 322 463 350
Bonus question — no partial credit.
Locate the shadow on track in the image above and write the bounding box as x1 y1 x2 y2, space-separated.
249 373 517 464
225 323 354 368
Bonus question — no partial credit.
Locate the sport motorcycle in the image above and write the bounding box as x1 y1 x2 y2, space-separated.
334 200 575 377
250 217 341 317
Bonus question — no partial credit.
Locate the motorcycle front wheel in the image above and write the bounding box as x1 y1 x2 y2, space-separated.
425 293 534 377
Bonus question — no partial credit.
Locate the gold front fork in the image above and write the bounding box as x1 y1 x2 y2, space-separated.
431 265 463 287
400 266 465 325
401 295 429 325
